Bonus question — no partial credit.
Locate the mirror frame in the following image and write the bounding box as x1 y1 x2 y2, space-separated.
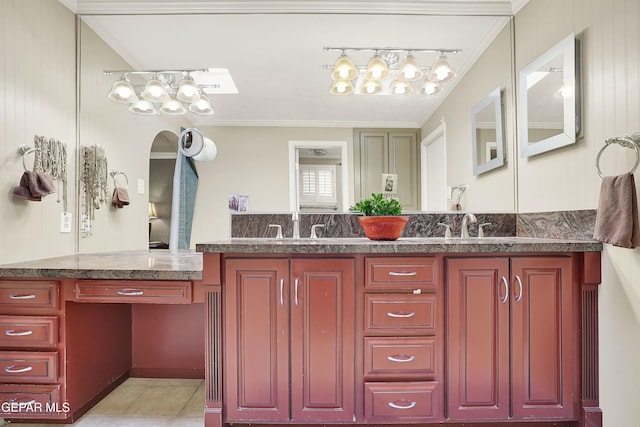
472 87 505 175
518 33 579 158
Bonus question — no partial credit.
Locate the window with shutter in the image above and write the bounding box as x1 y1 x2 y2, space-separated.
299 165 337 209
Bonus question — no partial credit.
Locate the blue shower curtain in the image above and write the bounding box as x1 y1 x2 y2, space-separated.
176 152 198 250
169 128 199 251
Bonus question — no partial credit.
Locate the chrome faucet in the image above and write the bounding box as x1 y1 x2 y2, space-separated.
292 211 300 239
460 212 477 238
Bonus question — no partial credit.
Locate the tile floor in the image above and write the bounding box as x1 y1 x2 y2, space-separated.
5 378 205 426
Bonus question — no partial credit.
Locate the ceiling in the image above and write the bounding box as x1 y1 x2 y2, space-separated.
61 0 527 128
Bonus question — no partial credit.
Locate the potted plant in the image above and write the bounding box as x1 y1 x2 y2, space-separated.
350 193 409 241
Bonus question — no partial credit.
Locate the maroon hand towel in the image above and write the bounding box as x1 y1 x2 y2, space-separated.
31 172 56 197
111 187 130 208
593 173 640 248
12 171 42 201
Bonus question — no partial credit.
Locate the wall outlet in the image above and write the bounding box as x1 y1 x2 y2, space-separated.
60 212 72 233
137 178 145 195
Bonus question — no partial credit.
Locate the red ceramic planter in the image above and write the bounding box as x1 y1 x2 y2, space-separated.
357 216 409 241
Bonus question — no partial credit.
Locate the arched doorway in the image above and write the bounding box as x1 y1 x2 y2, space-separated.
148 131 178 248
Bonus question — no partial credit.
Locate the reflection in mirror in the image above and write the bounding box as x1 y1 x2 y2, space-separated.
471 87 505 175
288 141 349 213
518 33 579 157
149 131 178 249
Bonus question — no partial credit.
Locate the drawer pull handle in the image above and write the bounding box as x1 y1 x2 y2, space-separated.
388 400 416 410
514 275 523 303
387 354 416 363
388 271 418 277
5 329 33 337
5 365 33 374
387 311 415 318
8 293 36 300
500 276 509 304
280 278 285 306
116 289 144 296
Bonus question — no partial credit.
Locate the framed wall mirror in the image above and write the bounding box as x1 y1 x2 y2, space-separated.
472 87 505 175
518 33 580 158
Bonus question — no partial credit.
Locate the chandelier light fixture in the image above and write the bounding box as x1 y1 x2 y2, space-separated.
104 68 220 116
324 47 462 96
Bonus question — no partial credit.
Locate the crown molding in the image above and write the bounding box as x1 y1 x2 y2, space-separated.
511 0 530 14
61 0 520 16
187 118 423 129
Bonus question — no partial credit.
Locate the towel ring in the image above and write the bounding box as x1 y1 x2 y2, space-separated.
17 145 52 174
596 136 640 178
109 170 129 189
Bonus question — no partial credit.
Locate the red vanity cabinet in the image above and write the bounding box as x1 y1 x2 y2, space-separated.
0 280 64 420
224 257 355 423
447 255 577 421
362 256 444 423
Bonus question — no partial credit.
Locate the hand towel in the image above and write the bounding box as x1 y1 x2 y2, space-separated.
111 187 130 208
12 171 42 201
593 173 640 248
31 172 56 197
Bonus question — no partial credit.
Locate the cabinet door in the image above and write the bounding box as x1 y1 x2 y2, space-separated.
511 257 575 420
388 132 419 210
224 259 289 422
356 131 387 201
447 257 510 420
290 259 355 421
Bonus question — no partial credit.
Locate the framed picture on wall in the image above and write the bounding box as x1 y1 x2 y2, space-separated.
228 194 249 211
382 173 398 194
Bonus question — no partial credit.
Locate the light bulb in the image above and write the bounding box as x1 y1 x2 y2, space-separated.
116 85 133 98
403 69 417 80
436 67 449 81
337 82 347 93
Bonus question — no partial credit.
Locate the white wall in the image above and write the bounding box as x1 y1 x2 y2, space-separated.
422 23 517 213
0 0 77 263
77 20 187 253
190 126 354 242
2 2 638 425
514 1 640 425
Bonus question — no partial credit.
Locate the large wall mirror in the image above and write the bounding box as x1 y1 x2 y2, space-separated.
518 33 580 158
471 87 505 175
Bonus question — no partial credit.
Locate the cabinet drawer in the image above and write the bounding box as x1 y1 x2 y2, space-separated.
366 257 438 290
0 316 58 349
0 351 58 383
74 280 192 304
0 383 61 418
0 281 59 310
365 294 437 335
364 381 442 421
364 337 437 379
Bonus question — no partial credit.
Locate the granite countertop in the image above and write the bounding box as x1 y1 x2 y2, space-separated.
0 237 602 281
196 236 602 254
0 250 203 281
